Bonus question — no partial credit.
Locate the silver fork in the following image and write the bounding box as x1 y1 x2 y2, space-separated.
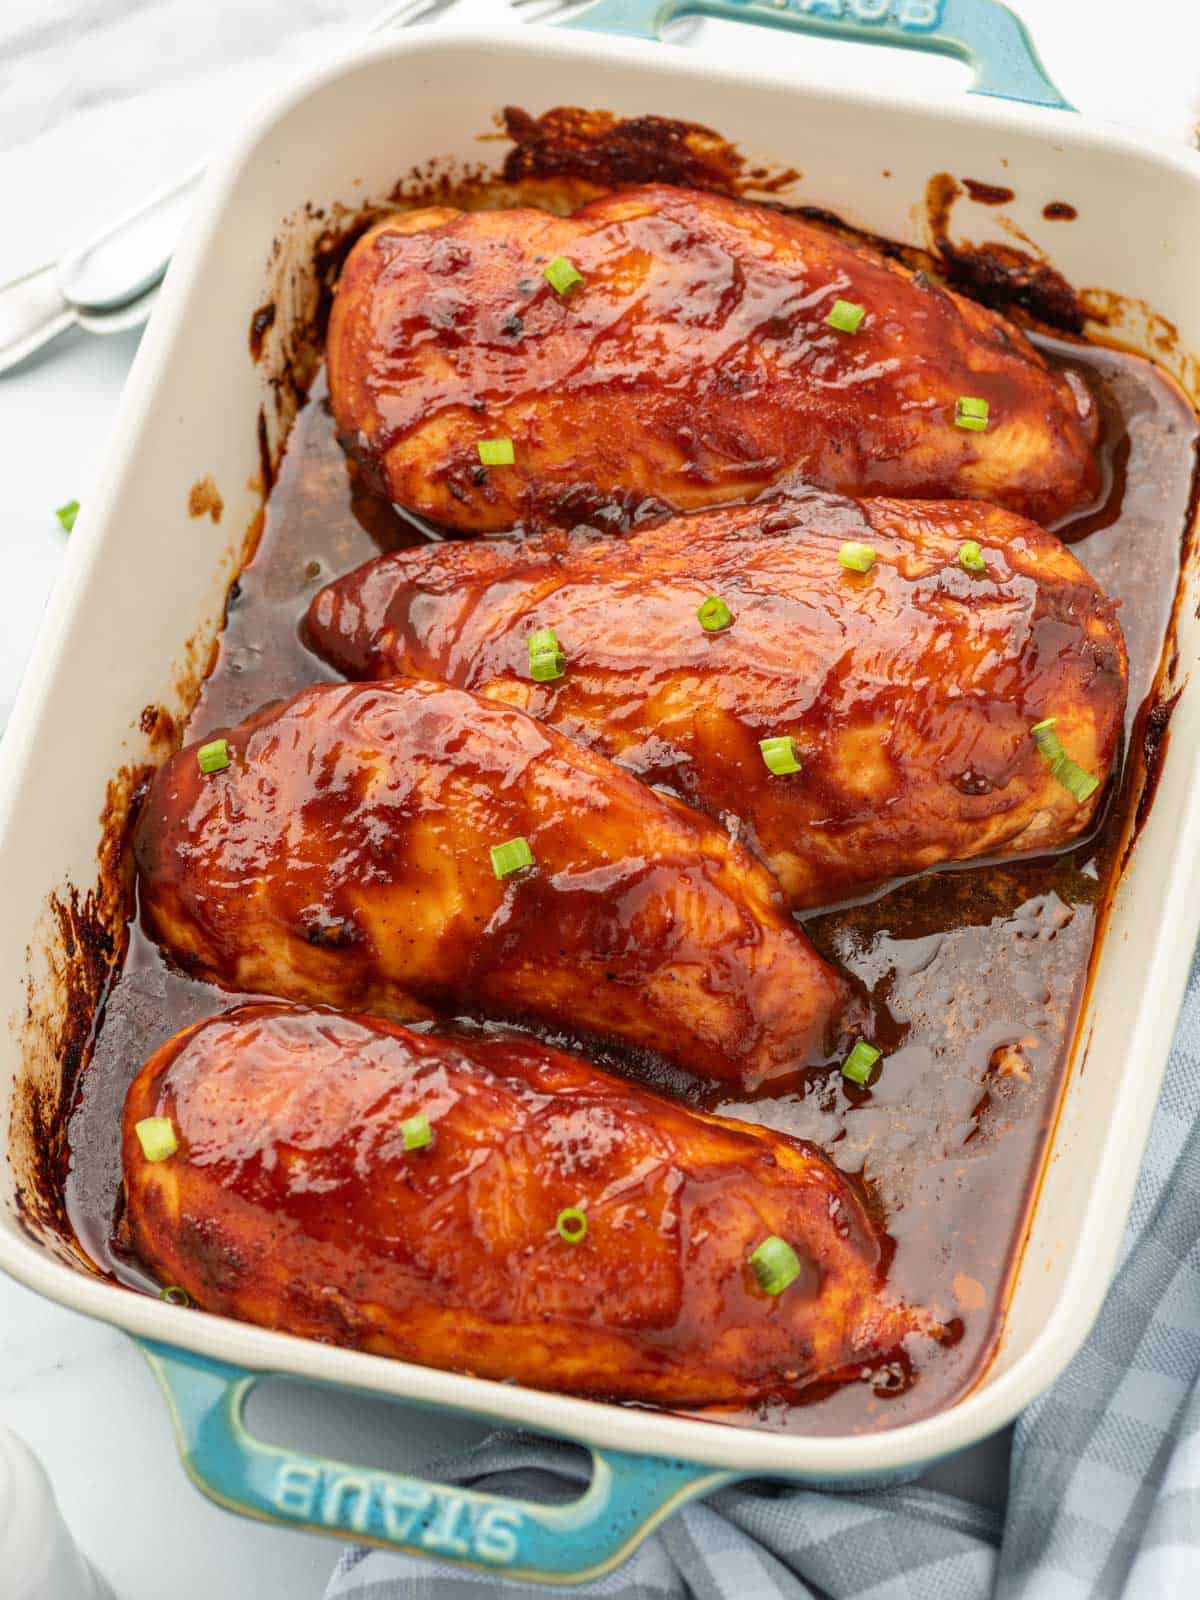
0 0 472 376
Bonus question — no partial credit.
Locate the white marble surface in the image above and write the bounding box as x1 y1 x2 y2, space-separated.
1 3 1198 1596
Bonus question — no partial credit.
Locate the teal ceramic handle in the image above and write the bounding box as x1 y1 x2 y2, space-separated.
563 0 1072 110
139 1340 734 1581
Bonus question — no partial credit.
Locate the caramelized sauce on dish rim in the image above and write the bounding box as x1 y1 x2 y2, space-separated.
63 272 1197 1436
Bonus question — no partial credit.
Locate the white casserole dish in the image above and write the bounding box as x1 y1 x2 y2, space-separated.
3 4 1200 1582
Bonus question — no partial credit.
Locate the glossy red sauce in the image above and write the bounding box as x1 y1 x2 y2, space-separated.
64 328 1196 1436
124 1002 918 1408
305 493 1126 913
330 187 1099 531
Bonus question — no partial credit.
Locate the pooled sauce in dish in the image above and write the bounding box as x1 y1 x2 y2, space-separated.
64 332 1196 1435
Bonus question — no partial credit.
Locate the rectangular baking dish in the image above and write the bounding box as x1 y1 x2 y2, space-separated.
4 2 1200 1582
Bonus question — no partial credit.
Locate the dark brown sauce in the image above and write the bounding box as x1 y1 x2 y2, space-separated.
962 179 1015 206
63 332 1197 1435
1043 202 1078 222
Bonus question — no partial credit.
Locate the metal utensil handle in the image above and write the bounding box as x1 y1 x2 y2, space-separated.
563 0 1072 110
139 1339 733 1582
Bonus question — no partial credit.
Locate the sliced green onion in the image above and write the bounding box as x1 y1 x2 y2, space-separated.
197 738 231 775
401 1113 433 1152
556 1206 587 1243
530 657 565 682
697 594 733 632
135 1116 178 1163
490 836 535 878
759 736 802 776
477 438 515 467
528 626 559 657
159 1285 190 1307
1030 717 1063 761
958 540 986 574
826 299 866 334
544 256 584 295
1050 755 1100 804
750 1235 802 1296
841 1041 882 1086
838 541 876 574
1029 719 1100 803
55 499 80 533
528 626 566 682
955 396 990 432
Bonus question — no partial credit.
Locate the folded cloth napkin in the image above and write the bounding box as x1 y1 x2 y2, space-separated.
325 943 1200 1599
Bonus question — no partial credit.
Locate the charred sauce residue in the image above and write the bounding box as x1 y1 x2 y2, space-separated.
1043 201 1078 222
187 476 223 523
46 119 1200 1437
500 105 799 197
962 178 1015 206
248 301 276 361
925 173 1084 333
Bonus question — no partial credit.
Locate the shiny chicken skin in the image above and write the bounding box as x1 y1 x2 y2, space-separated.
307 495 1128 910
134 680 852 1088
327 184 1100 533
123 1003 927 1406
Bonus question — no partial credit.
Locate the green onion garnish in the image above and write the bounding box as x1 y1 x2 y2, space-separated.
838 542 876 574
135 1116 178 1163
959 541 986 574
1030 719 1099 803
1051 756 1100 804
1030 717 1063 761
528 626 566 682
697 595 733 632
490 836 535 878
841 1041 882 1086
401 1113 433 1152
556 1206 587 1243
159 1285 190 1307
55 499 80 533
750 1235 802 1296
826 299 866 334
478 438 515 467
759 736 802 776
544 256 584 295
955 396 990 432
197 738 231 775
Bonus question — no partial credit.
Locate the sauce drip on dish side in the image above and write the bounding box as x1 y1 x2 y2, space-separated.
64 334 1197 1436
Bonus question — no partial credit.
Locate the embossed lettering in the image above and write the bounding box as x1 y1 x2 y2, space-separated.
474 1506 523 1565
897 0 942 28
381 1482 434 1542
421 1494 471 1556
796 0 843 16
274 1462 321 1519
849 0 890 20
323 1473 373 1534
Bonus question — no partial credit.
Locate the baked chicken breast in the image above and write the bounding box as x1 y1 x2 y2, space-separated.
327 184 1100 533
135 680 853 1087
123 1003 930 1406
307 494 1127 910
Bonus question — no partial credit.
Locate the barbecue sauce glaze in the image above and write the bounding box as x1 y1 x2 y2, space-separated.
65 321 1195 1434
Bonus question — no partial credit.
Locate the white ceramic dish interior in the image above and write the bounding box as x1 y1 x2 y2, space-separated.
2 11 1200 1582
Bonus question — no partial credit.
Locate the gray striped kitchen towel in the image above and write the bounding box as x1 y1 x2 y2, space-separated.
326 944 1200 1599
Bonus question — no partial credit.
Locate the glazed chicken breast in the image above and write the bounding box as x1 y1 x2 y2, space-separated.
327 184 1099 534
307 494 1127 911
123 1003 931 1406
135 680 853 1088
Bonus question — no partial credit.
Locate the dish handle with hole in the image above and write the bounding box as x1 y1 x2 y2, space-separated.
138 1340 737 1582
562 0 1072 110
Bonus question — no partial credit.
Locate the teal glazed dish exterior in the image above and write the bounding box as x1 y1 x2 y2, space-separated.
565 0 1072 110
5 0 1200 1584
141 1342 736 1582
